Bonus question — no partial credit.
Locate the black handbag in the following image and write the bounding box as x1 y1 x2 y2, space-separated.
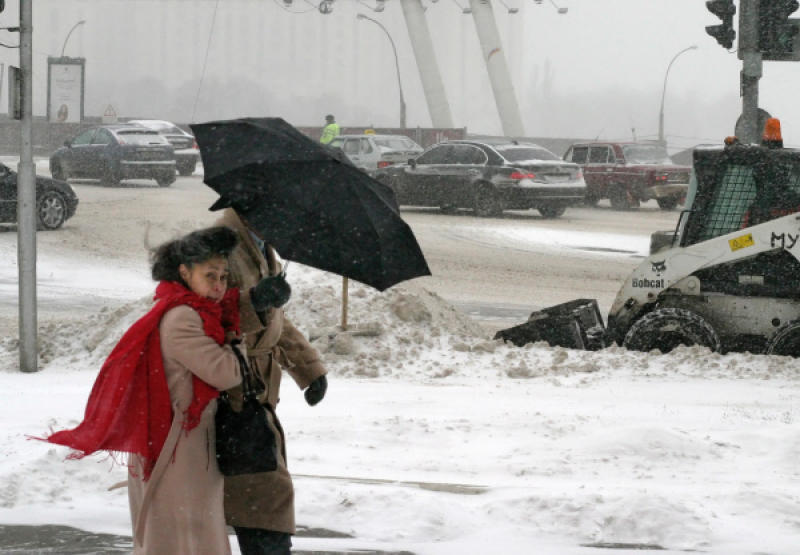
215 345 278 476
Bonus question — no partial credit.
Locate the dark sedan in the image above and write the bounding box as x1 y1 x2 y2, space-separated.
0 162 78 230
49 125 176 187
373 139 586 218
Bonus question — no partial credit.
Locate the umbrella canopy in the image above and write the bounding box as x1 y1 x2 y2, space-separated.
191 117 431 292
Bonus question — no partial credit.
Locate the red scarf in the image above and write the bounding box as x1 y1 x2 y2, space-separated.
44 281 240 480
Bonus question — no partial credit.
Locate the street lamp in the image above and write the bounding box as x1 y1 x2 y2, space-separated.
60 19 86 58
356 13 406 128
658 45 698 145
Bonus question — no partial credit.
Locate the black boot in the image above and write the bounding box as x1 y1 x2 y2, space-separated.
233 526 292 555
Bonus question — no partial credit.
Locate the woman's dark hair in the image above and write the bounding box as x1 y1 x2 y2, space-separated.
151 226 239 282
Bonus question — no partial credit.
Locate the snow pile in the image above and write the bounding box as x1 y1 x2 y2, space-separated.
3 263 800 386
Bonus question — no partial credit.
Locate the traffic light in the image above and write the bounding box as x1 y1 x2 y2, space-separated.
759 0 800 56
706 0 736 49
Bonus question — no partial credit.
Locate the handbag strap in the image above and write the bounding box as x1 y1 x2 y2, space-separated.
230 344 257 400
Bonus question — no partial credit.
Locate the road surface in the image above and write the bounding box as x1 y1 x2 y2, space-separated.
0 171 682 336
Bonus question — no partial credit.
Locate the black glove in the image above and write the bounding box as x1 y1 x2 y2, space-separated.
250 273 291 311
304 375 327 406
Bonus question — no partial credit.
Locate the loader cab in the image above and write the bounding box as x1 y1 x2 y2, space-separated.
680 144 800 247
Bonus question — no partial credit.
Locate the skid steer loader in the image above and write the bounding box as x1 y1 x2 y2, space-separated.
496 120 800 356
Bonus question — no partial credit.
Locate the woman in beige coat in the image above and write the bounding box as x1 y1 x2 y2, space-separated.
129 226 245 554
45 226 246 555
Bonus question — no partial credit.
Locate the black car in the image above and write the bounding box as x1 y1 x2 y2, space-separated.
0 162 78 230
49 125 176 187
373 139 587 218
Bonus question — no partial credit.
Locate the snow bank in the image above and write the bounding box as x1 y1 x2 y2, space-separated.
4 263 800 385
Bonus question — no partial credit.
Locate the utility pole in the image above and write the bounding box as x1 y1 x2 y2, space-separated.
18 0 37 372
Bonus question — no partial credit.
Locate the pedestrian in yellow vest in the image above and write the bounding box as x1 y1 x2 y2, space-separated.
320 114 340 145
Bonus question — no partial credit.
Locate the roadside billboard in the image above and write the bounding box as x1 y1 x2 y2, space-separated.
47 57 85 123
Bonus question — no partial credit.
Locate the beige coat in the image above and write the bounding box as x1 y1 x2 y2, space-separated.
127 305 242 555
216 208 327 534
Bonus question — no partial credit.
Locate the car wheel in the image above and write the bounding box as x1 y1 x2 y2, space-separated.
156 173 176 187
177 162 196 176
608 184 633 210
538 204 566 218
473 187 503 218
623 307 720 354
656 196 679 210
766 320 800 357
36 191 67 230
50 161 68 182
103 162 121 186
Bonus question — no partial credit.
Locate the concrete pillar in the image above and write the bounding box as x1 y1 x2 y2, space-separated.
399 0 454 127
469 0 525 137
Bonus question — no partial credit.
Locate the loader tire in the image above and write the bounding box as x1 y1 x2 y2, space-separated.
623 308 720 354
766 320 800 357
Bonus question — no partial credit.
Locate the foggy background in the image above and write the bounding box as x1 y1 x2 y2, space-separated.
3 0 800 150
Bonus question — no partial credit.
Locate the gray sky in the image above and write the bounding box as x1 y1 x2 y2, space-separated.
6 0 800 149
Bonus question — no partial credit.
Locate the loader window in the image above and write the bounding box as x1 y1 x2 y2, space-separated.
698 164 757 241
744 160 800 226
682 147 800 247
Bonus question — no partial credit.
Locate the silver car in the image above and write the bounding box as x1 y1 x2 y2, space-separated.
128 119 200 176
328 134 423 172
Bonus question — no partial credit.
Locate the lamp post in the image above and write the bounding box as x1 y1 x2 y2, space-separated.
658 45 697 145
356 13 406 128
60 19 86 58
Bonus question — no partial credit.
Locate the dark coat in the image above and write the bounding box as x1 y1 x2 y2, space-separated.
216 208 327 534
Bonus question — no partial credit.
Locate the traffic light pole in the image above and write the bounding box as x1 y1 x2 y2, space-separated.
739 0 763 144
18 0 37 372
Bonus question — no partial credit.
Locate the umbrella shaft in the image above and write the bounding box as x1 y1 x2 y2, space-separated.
341 277 349 331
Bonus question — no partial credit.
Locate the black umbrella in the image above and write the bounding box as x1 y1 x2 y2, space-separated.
190 117 431 292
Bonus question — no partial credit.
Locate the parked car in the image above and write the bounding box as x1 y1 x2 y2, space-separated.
49 125 176 187
563 141 690 210
328 133 423 172
0 162 78 230
127 119 200 176
373 139 586 218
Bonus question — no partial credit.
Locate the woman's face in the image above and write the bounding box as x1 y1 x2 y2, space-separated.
179 256 229 302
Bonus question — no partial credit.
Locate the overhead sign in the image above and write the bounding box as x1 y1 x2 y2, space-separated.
47 57 85 123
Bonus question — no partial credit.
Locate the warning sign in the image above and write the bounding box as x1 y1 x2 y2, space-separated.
729 233 754 252
101 104 117 124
